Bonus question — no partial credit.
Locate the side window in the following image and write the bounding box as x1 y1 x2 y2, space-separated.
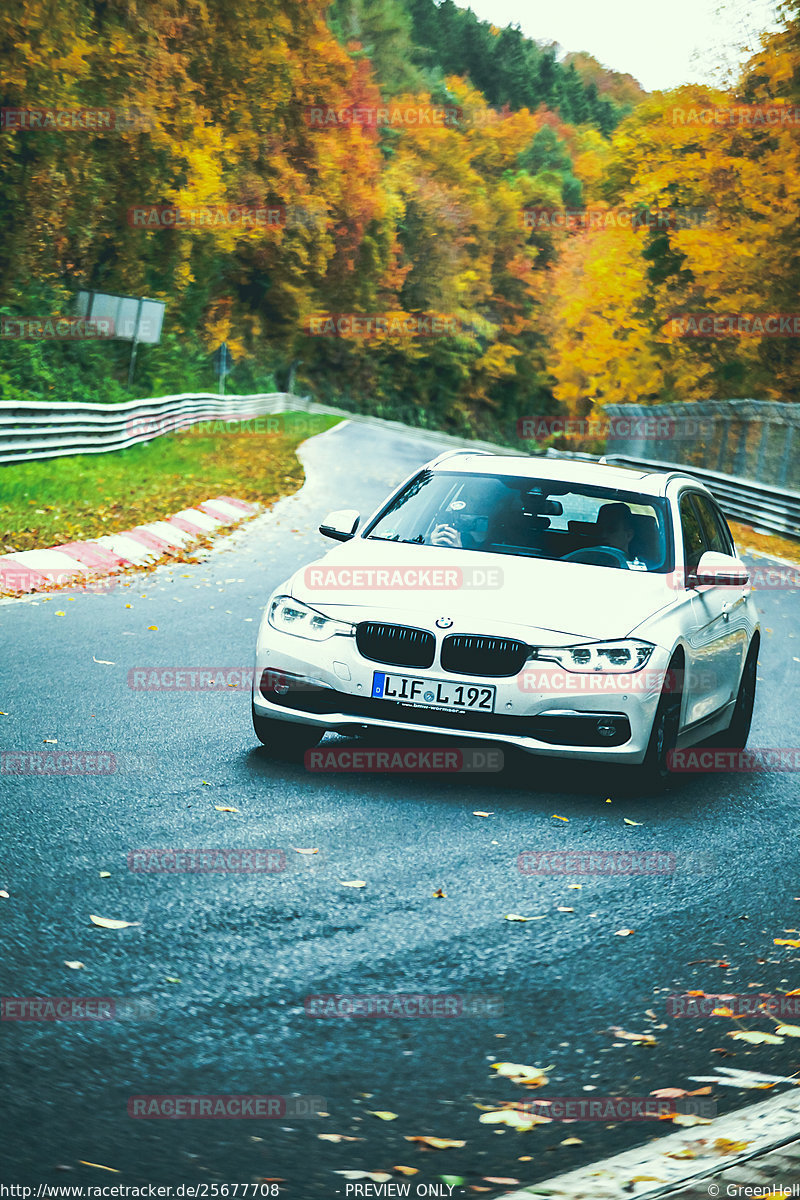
694 495 735 557
679 494 707 572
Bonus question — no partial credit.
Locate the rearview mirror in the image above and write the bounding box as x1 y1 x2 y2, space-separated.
688 551 749 588
319 509 360 542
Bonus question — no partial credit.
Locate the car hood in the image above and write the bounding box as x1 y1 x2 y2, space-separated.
288 539 677 640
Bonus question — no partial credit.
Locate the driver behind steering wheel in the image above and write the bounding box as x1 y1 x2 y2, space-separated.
596 503 635 556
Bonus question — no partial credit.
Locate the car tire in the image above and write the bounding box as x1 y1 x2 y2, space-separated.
252 704 323 758
723 639 758 750
640 658 684 787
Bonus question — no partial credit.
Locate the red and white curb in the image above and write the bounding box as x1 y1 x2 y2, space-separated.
502 1084 800 1199
0 496 259 596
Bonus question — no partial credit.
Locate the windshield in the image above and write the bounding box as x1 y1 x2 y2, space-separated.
366 470 673 572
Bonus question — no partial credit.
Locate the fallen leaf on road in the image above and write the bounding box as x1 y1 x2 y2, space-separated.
775 1024 800 1037
318 1135 362 1143
367 1111 398 1121
165 977 181 983
615 929 635 937
561 1138 583 1145
775 939 800 948
483 1179 519 1186
294 848 318 854
606 1026 656 1046
99 872 111 879
432 888 447 898
393 1166 418 1176
669 1113 714 1126
479 1110 551 1130
92 657 115 665
491 1062 549 1087
89 915 140 930
650 1087 711 1098
503 914 545 922
551 814 569 821
55 611 66 617
43 738 57 744
214 806 239 813
666 1147 698 1160
473 811 493 817
728 1031 784 1044
623 819 643 825
404 1137 466 1150
147 625 158 631
77 1163 120 1173
712 1138 751 1154
340 880 366 888
64 961 85 970
0 890 9 898
334 1171 392 1182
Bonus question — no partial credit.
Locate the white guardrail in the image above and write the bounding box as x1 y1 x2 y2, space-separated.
1 391 798 538
0 392 305 465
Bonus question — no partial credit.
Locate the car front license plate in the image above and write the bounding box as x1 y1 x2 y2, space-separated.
371 671 496 713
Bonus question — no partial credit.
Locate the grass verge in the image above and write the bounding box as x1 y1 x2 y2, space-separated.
730 521 800 567
0 412 341 553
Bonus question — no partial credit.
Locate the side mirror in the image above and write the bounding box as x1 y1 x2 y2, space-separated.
688 551 749 589
319 509 360 542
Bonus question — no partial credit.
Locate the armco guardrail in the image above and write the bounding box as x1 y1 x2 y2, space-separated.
2 391 798 539
605 454 800 539
0 392 300 464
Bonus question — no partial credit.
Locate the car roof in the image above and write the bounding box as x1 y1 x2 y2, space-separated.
428 450 702 498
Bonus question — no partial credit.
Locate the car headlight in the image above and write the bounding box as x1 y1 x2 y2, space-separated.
268 595 355 641
531 640 654 673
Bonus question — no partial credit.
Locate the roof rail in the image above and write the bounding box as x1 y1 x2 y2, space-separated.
428 447 492 468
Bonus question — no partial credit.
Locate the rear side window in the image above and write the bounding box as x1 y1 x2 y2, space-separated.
692 494 735 557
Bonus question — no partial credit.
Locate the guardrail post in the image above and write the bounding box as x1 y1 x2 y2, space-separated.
778 424 795 487
715 420 730 473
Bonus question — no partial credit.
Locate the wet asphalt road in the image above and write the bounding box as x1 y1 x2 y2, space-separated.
2 418 800 1195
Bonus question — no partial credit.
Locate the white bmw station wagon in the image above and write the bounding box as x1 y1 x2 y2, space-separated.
252 451 759 780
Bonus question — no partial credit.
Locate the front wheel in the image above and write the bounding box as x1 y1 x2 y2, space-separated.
252 704 323 759
640 662 683 786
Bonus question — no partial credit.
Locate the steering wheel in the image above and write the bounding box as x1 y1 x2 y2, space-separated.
562 545 631 569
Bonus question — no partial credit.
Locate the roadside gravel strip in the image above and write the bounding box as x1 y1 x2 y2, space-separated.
504 1085 800 1199
0 496 259 595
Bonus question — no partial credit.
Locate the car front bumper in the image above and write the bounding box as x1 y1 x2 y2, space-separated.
252 617 671 765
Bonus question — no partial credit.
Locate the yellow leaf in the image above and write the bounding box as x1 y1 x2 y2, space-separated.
340 880 366 888
491 1063 549 1087
404 1136 466 1149
318 1134 362 1143
729 1031 784 1044
623 818 643 826
393 1166 418 1175
432 887 447 898
775 1024 800 1037
551 814 569 821
215 806 239 812
615 929 635 936
64 961 85 969
473 811 493 817
294 848 318 854
55 611 66 617
147 625 158 631
713 1138 751 1154
479 1109 551 1129
368 1111 398 1121
99 871 111 878
77 1163 120 1173
89 914 140 929
775 939 800 948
